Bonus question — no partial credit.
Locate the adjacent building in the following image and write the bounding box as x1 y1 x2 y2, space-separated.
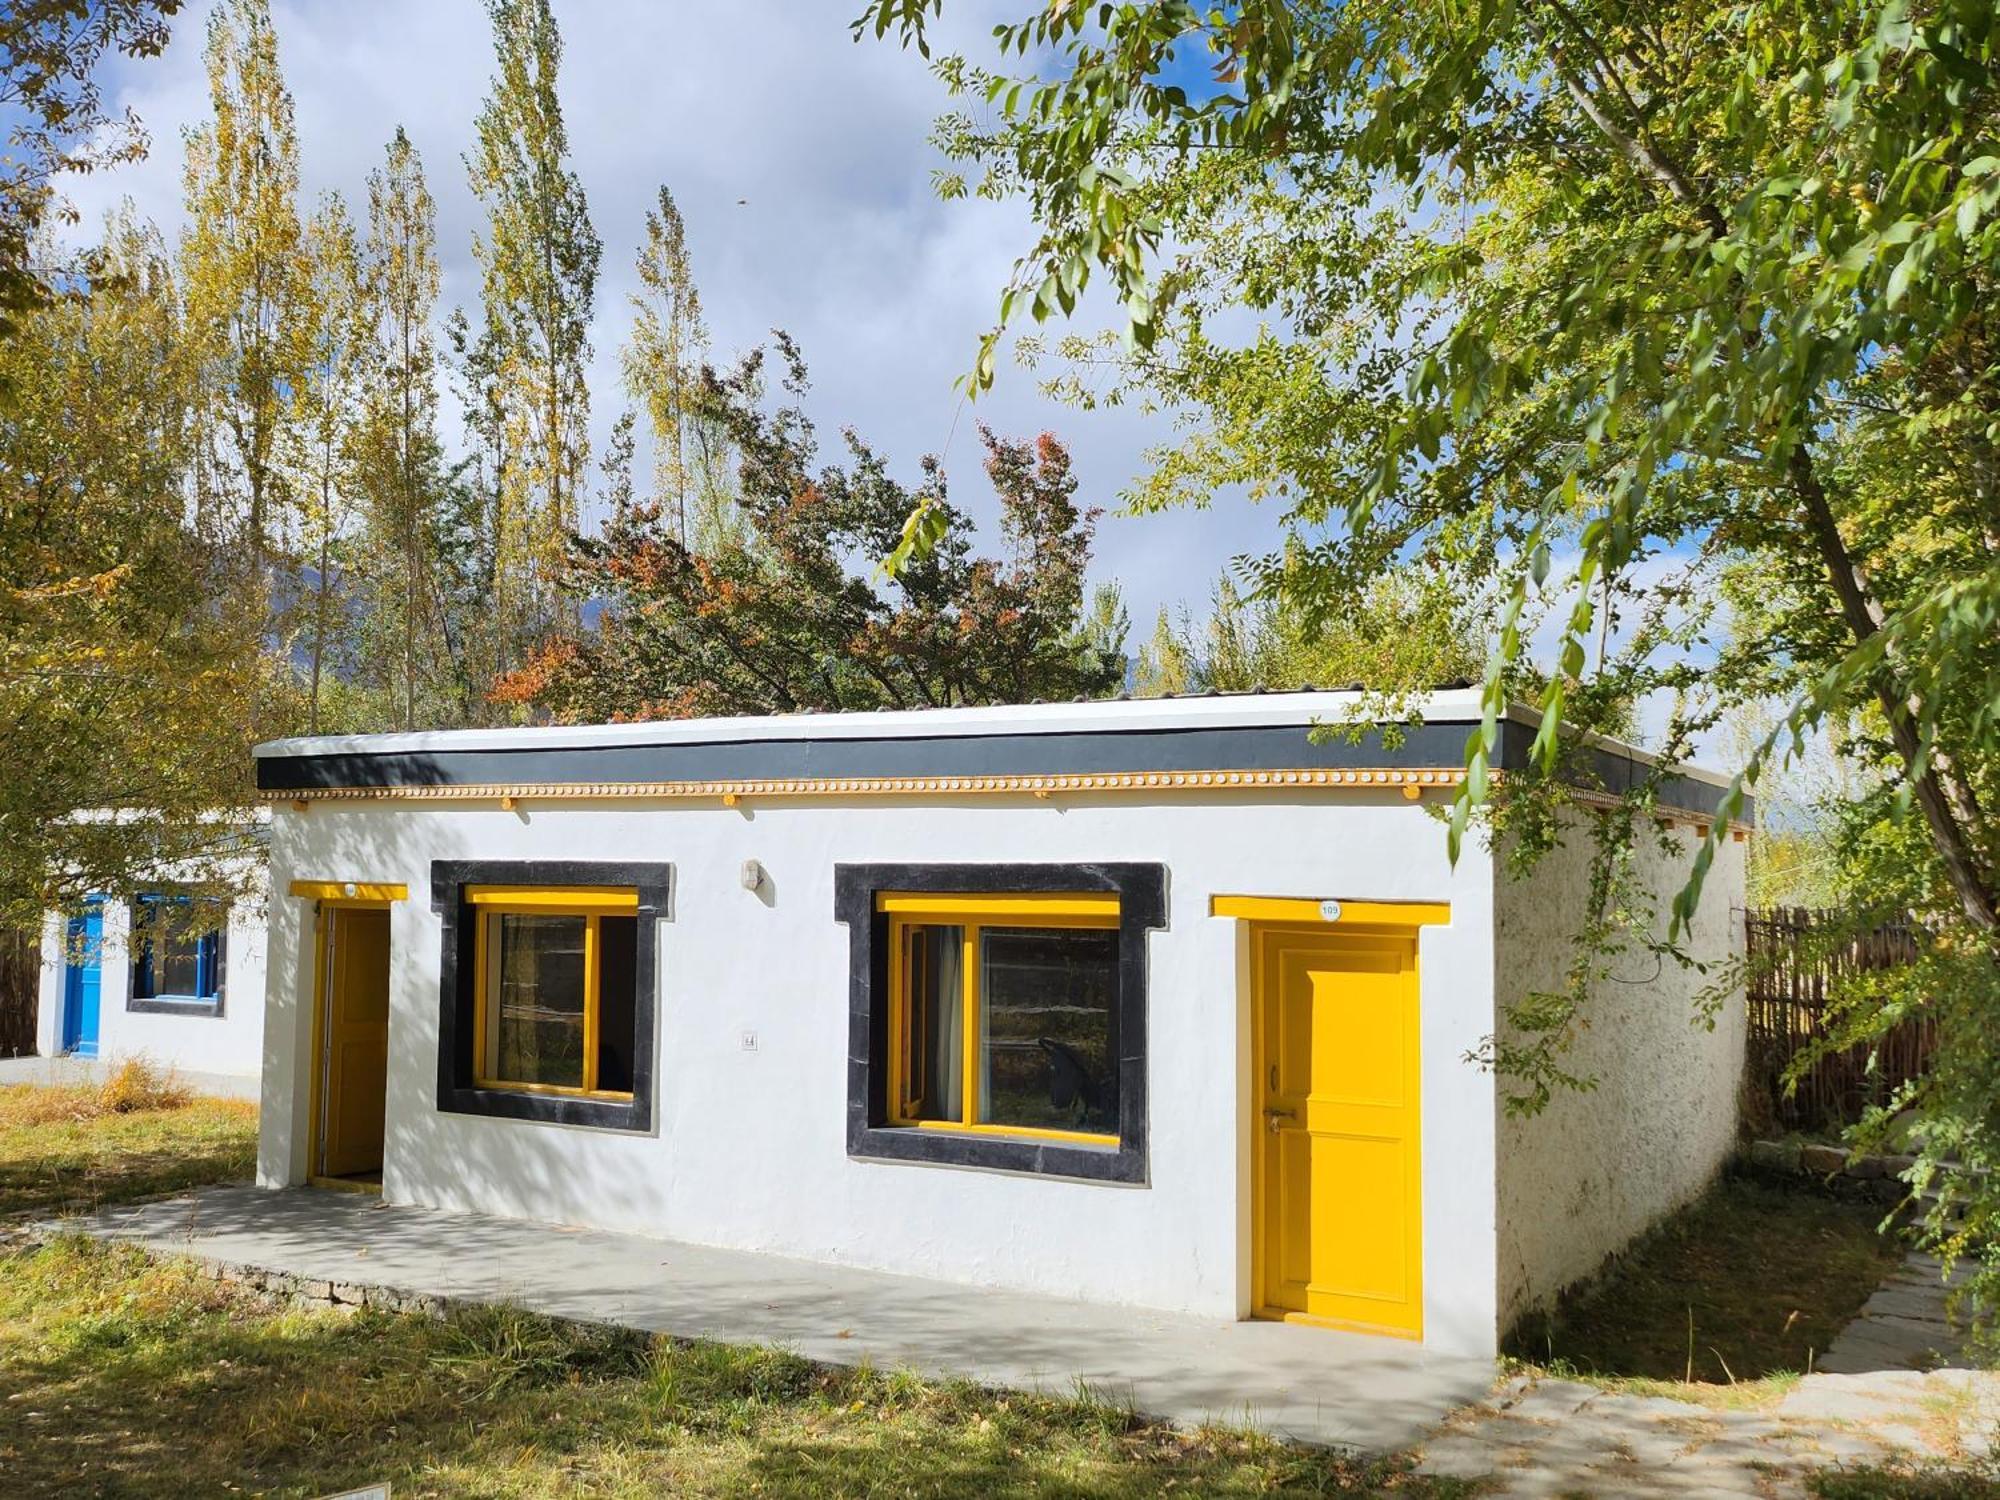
34 843 269 1096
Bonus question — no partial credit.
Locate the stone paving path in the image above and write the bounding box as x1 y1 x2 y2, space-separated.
1418 1368 1999 1497
1821 1251 1978 1374
1417 1251 1996 1497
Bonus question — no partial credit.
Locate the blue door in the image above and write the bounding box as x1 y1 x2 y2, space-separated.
61 904 103 1057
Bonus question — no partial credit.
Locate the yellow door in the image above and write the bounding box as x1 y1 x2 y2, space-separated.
317 906 390 1179
1255 925 1423 1338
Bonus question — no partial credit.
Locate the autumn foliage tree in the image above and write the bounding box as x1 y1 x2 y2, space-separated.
498 336 1121 721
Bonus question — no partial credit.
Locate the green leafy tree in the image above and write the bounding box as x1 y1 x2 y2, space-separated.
496 337 1122 720
1076 580 1132 688
0 214 258 926
1132 604 1196 697
467 0 600 666
864 0 2000 1301
1134 566 1486 698
0 1 180 348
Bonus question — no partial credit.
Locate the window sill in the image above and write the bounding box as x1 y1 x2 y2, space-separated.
892 1118 1120 1149
473 1078 636 1104
127 994 224 1017
849 1121 1144 1184
438 1082 652 1133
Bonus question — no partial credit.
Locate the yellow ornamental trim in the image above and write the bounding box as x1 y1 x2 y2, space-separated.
273 766 1475 807
288 881 408 902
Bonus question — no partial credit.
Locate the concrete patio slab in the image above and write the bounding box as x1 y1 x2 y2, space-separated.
52 1184 1495 1451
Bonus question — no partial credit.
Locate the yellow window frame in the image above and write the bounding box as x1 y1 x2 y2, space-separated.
879 892 1121 1147
469 886 638 1101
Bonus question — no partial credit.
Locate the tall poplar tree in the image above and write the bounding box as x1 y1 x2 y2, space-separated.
466 0 599 662
290 191 365 734
356 126 448 730
622 185 708 547
179 0 304 591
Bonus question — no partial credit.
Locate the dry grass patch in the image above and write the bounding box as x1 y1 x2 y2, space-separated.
0 1237 1480 1499
0 1059 194 1128
0 1069 255 1223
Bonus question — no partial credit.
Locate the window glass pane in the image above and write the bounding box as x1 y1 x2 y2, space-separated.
134 896 220 998
899 923 963 1122
596 915 637 1094
978 926 1119 1135
159 928 203 997
488 913 587 1089
131 901 159 997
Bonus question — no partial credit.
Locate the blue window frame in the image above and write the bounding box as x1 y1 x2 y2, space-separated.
129 893 227 1016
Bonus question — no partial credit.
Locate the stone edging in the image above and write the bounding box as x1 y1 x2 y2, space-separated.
13 1224 461 1320
1738 1139 1916 1204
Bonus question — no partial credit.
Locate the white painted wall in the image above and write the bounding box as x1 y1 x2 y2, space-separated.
257 789 1503 1356
34 870 270 1085
1491 815 1748 1332
34 910 63 1060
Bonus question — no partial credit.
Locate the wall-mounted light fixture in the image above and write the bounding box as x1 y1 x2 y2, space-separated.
740 859 768 894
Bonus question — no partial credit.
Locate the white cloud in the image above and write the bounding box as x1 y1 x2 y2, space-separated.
61 0 1285 633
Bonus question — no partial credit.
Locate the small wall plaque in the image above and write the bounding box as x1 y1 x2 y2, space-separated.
1318 899 1343 922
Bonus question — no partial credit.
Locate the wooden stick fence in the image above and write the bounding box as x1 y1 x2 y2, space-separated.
1744 906 1934 1134
0 924 37 1059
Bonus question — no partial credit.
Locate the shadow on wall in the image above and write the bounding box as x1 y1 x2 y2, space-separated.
269 799 729 1246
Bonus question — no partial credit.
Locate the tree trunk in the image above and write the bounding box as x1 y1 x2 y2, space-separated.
1788 448 1998 929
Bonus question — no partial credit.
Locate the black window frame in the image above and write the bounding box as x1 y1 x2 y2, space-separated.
834 862 1166 1184
432 860 670 1132
127 891 228 1017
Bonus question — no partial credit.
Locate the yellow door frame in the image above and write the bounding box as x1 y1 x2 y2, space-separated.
1215 895 1447 1341
296 881 405 1189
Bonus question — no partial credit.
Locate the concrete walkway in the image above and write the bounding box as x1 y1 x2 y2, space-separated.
1419 1366 2000 1498
0 1053 260 1101
1414 1251 1998 1496
1820 1249 1981 1374
54 1184 1493 1452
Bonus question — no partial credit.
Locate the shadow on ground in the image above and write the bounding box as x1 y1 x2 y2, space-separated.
0 1238 1443 1499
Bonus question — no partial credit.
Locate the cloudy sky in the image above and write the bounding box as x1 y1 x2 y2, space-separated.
68 0 1285 638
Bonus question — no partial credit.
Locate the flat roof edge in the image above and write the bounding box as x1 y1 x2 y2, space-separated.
253 705 1747 824
252 688 1493 760
252 690 1738 795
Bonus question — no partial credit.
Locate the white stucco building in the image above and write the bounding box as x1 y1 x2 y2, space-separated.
35 846 269 1096
249 690 1747 1358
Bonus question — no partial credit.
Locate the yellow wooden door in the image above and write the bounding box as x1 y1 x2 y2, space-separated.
320 907 390 1178
1256 926 1423 1338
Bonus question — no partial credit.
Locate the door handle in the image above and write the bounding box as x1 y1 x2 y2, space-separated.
1264 1108 1298 1133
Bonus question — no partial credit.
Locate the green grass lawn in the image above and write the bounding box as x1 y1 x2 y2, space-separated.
0 1237 1469 1498
1505 1172 1909 1389
1810 1468 2000 1499
0 1077 1478 1496
0 1081 1963 1496
0 1073 259 1224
